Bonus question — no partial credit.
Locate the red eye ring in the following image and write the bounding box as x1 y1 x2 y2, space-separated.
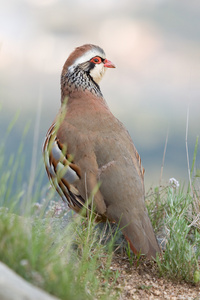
90 56 102 64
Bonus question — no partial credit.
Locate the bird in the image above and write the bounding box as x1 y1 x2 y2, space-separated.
43 44 160 259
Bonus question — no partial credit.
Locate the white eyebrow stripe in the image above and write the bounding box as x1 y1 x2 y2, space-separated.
68 48 106 72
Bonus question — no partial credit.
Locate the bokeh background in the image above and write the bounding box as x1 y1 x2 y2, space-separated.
1 0 200 191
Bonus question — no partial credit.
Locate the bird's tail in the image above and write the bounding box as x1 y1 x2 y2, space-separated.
118 211 161 259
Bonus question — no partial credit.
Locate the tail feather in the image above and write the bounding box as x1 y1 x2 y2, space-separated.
107 206 160 259
122 218 160 259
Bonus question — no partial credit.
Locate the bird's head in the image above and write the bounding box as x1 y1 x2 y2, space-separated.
62 44 115 88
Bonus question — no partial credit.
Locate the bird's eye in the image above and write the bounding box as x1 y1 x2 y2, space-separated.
90 57 102 64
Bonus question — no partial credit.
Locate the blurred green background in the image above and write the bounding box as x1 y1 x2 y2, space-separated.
1 0 200 190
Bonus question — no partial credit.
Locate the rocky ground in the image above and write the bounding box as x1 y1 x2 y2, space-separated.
109 255 200 300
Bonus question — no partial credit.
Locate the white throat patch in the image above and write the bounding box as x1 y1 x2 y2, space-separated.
89 63 107 84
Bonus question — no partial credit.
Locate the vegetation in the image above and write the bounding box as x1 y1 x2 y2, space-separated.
0 203 120 299
147 180 200 283
146 136 200 284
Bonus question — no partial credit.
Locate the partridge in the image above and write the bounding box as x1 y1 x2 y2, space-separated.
43 44 160 259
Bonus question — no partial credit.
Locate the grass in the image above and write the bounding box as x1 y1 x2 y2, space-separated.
146 136 200 284
147 183 200 283
0 115 200 300
0 198 119 299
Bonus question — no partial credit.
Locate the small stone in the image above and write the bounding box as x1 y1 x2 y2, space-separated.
153 289 161 296
130 288 136 294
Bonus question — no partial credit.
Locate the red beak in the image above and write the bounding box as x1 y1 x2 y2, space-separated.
104 59 116 68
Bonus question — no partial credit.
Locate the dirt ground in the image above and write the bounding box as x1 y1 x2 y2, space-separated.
109 255 200 300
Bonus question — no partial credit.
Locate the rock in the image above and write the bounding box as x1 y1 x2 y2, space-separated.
0 262 59 300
